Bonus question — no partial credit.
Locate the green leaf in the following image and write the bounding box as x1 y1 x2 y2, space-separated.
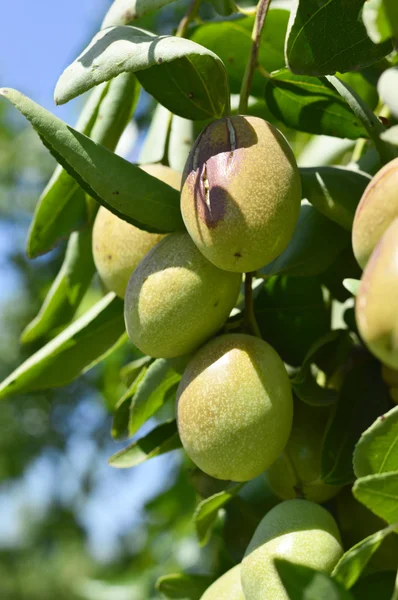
351 571 396 600
258 205 350 278
129 359 181 436
194 484 244 546
27 72 139 257
275 559 354 600
321 361 391 485
265 70 367 139
109 420 181 468
119 356 152 387
343 279 361 297
362 0 398 44
21 228 95 344
378 67 398 120
210 0 237 16
54 27 229 121
354 406 398 478
156 572 213 599
353 472 398 524
332 524 398 589
112 365 149 440
337 71 379 111
254 276 330 367
286 0 393 76
190 10 289 97
0 294 126 400
291 330 353 406
0 88 183 233
102 0 179 27
300 166 371 230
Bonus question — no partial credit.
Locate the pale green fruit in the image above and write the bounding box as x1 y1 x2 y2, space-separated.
352 157 398 269
181 115 301 272
92 164 181 298
241 499 343 600
267 399 341 503
356 218 398 369
124 233 241 358
201 565 245 600
177 333 293 482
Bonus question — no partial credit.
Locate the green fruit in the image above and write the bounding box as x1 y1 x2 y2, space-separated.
352 157 398 269
267 399 341 503
181 115 301 273
201 565 245 600
356 217 398 369
92 164 181 298
241 499 343 600
177 333 293 482
336 487 398 573
124 233 241 358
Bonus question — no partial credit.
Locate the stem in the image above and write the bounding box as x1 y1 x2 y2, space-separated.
244 272 262 338
239 0 272 114
160 111 173 167
176 0 201 38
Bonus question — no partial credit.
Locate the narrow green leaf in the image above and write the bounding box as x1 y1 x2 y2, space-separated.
0 294 126 399
109 420 181 468
343 279 361 297
378 67 398 120
129 359 181 436
275 559 354 600
210 0 237 17
258 204 350 278
353 472 398 524
321 361 390 485
265 70 367 139
362 0 398 44
54 27 229 120
156 573 213 599
300 166 371 230
332 524 398 589
286 0 393 76
112 365 149 440
0 88 183 233
102 0 178 27
354 406 398 478
119 356 152 387
27 72 140 257
21 228 95 344
194 484 244 546
190 11 289 97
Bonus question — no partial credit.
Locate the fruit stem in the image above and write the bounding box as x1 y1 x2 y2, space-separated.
176 0 201 38
238 0 272 114
244 272 262 338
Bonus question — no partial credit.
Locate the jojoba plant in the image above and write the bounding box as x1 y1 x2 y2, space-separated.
1 0 398 597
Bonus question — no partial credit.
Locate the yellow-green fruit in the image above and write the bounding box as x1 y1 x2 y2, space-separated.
177 333 293 482
356 218 398 369
352 157 398 269
267 399 341 503
201 565 245 600
124 233 241 358
92 164 181 298
181 115 301 272
241 499 343 600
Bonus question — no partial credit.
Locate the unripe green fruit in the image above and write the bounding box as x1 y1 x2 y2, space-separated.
124 233 241 358
241 499 343 600
177 333 293 482
267 399 341 503
201 565 245 600
92 164 181 298
181 115 301 272
356 218 398 369
352 157 398 269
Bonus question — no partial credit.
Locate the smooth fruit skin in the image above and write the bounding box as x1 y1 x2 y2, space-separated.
241 499 343 600
177 333 293 482
201 565 245 600
181 115 301 272
267 399 341 503
352 157 398 269
92 164 181 298
124 233 241 358
356 218 398 369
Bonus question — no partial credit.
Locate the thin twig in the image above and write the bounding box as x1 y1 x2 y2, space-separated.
244 272 262 338
176 0 201 38
239 0 272 114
